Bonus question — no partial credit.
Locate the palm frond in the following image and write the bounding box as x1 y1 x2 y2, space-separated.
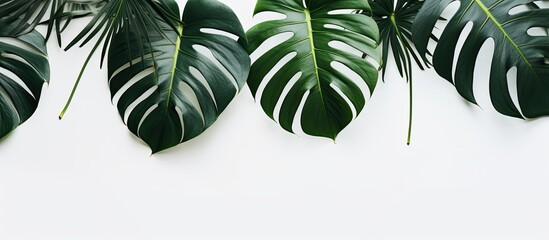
367 0 428 82
58 0 181 118
0 0 106 45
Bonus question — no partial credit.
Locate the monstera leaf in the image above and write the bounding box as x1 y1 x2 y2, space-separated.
367 0 428 145
247 0 380 140
0 19 49 139
413 0 549 118
0 0 106 44
107 0 249 152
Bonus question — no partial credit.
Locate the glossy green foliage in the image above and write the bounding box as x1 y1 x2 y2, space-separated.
107 0 249 152
0 0 106 45
0 19 49 139
367 0 429 145
247 0 381 140
413 0 549 118
368 0 428 81
62 0 178 65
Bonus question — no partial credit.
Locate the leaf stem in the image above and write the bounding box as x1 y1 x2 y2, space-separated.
391 12 414 145
407 75 413 145
59 31 105 120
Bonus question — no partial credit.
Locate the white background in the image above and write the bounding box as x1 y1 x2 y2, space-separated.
1 0 549 239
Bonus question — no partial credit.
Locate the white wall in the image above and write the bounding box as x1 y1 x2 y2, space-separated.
0 1 548 239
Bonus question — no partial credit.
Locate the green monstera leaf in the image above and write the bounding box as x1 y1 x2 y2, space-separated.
0 19 49 139
367 0 428 145
247 0 380 140
413 0 549 118
107 0 249 153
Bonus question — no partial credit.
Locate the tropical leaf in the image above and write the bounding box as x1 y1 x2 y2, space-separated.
58 0 180 119
107 0 249 152
0 0 106 45
413 0 549 118
247 0 381 140
366 0 428 145
368 0 428 81
0 19 49 139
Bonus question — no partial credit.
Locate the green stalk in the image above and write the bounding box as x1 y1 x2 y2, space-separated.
58 28 107 120
407 76 413 145
391 12 414 145
59 0 124 120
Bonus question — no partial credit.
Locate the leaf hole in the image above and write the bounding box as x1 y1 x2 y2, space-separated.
178 79 205 126
137 104 159 136
439 1 460 20
112 67 155 110
0 37 45 57
250 32 294 63
174 106 185 142
292 89 310 136
255 51 297 102
127 86 157 126
273 71 302 122
364 55 381 71
431 1 460 45
451 21 473 85
324 24 345 31
251 11 287 26
506 66 524 118
509 5 530 15
188 65 216 111
329 83 357 119
192 44 239 94
0 74 21 123
508 3 546 15
200 28 239 41
327 9 359 15
331 61 372 100
0 53 37 99
534 1 549 8
527 27 549 37
471 38 494 110
328 40 364 58
109 52 161 85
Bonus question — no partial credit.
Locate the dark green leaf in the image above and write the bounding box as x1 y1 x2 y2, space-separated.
0 19 49 139
413 0 549 118
108 0 249 153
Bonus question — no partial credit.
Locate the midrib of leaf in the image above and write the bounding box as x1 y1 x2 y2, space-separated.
472 0 532 69
304 8 324 103
390 13 403 40
165 24 183 114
